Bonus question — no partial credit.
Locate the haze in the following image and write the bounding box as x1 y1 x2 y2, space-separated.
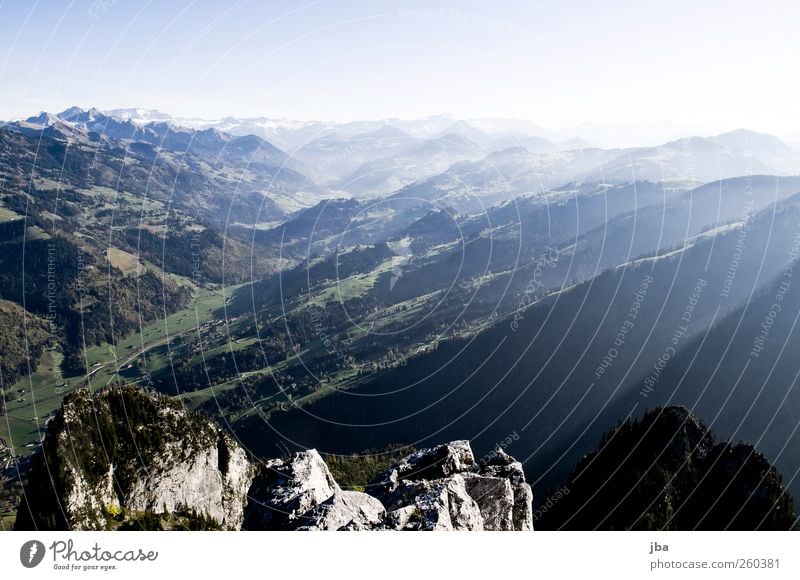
1 0 800 145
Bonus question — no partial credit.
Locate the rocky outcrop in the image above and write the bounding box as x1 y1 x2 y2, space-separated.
123 441 252 528
243 449 345 530
473 449 534 531
295 491 386 531
375 474 484 530
15 386 254 530
16 388 534 531
238 439 533 531
366 441 533 531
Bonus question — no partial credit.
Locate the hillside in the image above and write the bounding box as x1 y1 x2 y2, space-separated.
232 189 800 504
540 406 796 530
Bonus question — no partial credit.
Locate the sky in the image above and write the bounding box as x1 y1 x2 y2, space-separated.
1 0 799 138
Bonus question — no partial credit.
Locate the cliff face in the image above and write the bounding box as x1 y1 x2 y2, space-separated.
15 387 534 531
15 386 253 530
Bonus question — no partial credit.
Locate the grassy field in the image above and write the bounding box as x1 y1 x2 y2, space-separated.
0 349 65 453
182 336 258 369
310 258 395 305
24 225 51 240
78 186 164 209
0 207 21 222
0 283 243 454
106 247 144 277
33 178 62 191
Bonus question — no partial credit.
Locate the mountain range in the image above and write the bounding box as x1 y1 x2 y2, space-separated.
3 105 800 530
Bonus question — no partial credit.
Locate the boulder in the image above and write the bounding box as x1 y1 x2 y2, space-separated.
367 441 533 531
242 449 340 530
380 475 484 530
368 440 476 503
294 490 386 530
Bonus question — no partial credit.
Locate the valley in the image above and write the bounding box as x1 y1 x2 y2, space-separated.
2 106 800 530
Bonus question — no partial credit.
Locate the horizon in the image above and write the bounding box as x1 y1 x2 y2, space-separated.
3 1 800 144
4 103 797 150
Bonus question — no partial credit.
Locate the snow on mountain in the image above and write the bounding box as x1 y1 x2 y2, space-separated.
103 108 173 124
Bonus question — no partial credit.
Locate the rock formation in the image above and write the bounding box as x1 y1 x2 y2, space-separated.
365 441 533 530
16 387 534 531
241 440 533 531
15 386 253 530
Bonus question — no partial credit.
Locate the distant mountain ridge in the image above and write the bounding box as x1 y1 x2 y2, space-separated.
4 107 798 205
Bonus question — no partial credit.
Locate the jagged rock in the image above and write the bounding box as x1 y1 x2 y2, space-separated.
382 505 424 530
242 449 340 530
294 490 386 530
15 386 254 530
368 440 476 502
380 475 484 530
16 387 535 532
461 473 515 530
476 449 534 531
367 441 532 530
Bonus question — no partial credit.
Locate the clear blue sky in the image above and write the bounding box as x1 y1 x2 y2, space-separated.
1 0 798 134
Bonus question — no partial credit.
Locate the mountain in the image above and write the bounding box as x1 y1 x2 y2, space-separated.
549 175 800 285
10 106 309 173
436 120 492 145
181 116 437 152
103 107 173 124
464 117 549 138
715 128 796 157
371 174 799 329
540 406 796 530
6 105 800 534
341 132 485 197
390 132 800 215
0 110 322 378
598 237 800 517
1 108 322 223
293 125 419 184
95 112 559 162
233 188 800 507
117 113 514 151
171 116 335 151
579 132 800 183
390 146 623 213
546 119 701 149
488 133 556 154
77 110 800 195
